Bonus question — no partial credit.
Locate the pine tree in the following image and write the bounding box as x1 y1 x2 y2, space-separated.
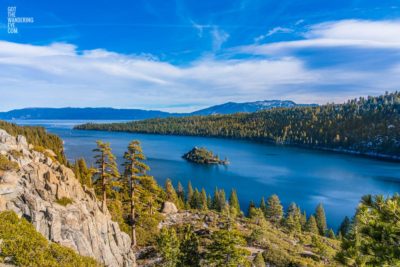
157 227 180 267
338 216 351 237
247 200 256 218
259 197 267 218
229 189 240 216
338 195 400 266
177 182 185 202
205 229 249 266
76 158 93 187
165 179 179 206
253 252 265 267
285 202 302 233
186 181 194 207
207 194 212 209
300 211 307 230
73 160 81 184
211 188 220 211
306 215 319 234
200 188 207 210
178 225 200 267
93 140 120 210
327 229 336 239
219 189 226 212
266 194 283 225
122 140 150 249
315 203 327 236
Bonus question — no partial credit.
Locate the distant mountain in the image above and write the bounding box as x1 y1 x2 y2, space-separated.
0 101 317 120
0 107 175 120
190 100 315 115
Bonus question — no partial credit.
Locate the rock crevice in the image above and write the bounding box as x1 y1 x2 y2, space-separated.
0 129 135 267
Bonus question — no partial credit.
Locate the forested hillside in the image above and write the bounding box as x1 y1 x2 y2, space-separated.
76 92 400 160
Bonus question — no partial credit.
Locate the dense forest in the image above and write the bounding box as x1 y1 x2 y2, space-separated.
76 92 400 160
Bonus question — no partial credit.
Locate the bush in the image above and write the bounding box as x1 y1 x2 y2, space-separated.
9 149 23 159
0 155 19 171
0 211 99 266
55 197 74 206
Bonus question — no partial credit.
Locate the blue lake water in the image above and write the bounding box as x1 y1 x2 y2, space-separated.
12 120 400 230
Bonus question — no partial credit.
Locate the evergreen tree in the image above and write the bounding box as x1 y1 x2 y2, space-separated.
305 215 319 234
176 182 185 202
285 204 302 234
266 194 283 225
178 225 200 267
122 140 150 249
211 188 220 211
228 189 240 216
186 181 194 207
247 200 256 218
253 252 266 267
73 160 81 184
259 197 267 218
201 188 208 210
315 203 327 236
205 229 249 266
338 195 400 266
219 189 226 212
338 216 351 237
93 141 120 210
207 194 212 210
157 227 180 267
327 229 336 239
300 211 307 230
76 158 93 187
165 179 179 205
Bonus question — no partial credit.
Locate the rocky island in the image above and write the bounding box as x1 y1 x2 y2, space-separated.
183 147 229 165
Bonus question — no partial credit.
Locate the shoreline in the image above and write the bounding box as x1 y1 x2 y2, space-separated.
73 127 400 163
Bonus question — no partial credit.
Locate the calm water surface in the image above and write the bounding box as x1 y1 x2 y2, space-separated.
13 120 400 230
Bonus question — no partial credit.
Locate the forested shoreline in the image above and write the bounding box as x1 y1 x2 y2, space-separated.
75 92 400 161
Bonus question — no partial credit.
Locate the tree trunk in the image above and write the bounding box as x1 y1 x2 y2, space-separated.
130 162 137 249
101 153 107 211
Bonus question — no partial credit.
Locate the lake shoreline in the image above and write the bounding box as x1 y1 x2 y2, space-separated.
74 127 400 163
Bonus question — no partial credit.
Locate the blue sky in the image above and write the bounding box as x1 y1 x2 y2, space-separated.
0 0 400 111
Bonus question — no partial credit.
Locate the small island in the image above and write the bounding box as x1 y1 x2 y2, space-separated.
183 147 229 165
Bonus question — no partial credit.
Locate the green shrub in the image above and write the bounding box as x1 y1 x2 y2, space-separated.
9 149 23 159
0 211 99 266
0 155 19 171
33 145 57 162
55 197 74 206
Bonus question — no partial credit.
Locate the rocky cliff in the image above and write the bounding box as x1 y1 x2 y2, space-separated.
0 129 135 267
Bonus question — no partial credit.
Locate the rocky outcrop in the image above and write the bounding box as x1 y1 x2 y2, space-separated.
0 129 135 267
161 201 178 214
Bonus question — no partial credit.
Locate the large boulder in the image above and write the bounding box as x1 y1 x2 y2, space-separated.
0 130 135 267
161 201 178 214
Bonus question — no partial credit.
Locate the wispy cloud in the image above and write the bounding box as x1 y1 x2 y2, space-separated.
254 27 293 43
1 19 399 111
211 27 230 51
242 20 400 54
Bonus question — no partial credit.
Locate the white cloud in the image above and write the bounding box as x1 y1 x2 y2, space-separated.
254 27 293 43
211 27 230 51
0 25 399 112
242 20 400 54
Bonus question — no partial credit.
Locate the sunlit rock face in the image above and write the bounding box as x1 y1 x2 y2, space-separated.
0 129 135 267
